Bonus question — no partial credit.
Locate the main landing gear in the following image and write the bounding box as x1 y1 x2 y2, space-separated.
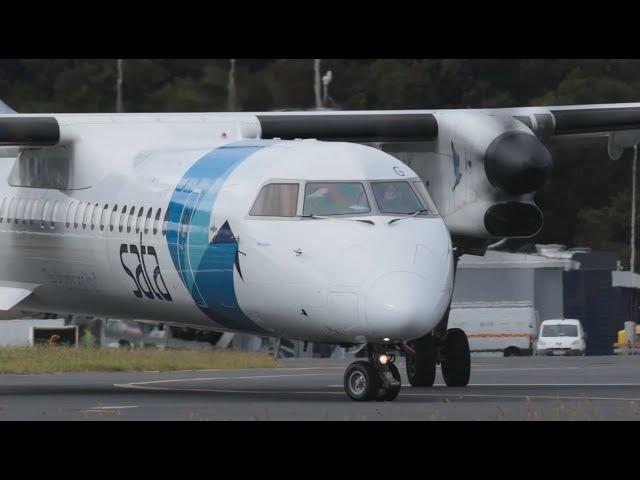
343 329 470 402
406 329 471 387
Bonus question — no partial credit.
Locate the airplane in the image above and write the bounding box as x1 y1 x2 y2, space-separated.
0 99 639 401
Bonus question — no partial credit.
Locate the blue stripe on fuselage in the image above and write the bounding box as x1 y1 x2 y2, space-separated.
166 140 278 334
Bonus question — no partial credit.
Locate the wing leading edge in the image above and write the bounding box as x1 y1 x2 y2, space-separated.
256 103 640 143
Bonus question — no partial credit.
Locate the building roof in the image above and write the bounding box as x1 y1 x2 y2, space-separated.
458 249 579 270
612 271 640 289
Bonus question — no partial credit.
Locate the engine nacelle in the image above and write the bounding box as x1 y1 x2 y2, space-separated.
389 110 550 239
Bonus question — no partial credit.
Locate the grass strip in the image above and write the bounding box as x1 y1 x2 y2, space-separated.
0 346 277 374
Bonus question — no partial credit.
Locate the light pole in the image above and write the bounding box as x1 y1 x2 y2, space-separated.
227 59 237 111
322 70 333 106
314 59 322 109
116 59 124 113
632 145 638 272
629 145 639 344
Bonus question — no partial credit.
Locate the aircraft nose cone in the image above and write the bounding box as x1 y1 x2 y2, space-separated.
365 271 434 341
484 131 552 195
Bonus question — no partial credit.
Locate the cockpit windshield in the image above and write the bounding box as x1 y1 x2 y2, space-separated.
303 182 370 216
371 181 425 214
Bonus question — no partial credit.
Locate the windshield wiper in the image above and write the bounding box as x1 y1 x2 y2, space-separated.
302 214 374 225
388 209 430 225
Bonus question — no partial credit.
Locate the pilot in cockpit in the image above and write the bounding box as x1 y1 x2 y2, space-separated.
305 183 369 216
380 182 416 214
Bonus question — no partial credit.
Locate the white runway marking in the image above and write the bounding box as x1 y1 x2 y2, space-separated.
82 405 140 412
115 372 335 389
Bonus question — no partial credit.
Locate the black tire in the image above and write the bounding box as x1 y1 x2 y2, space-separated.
406 334 436 387
504 347 521 357
344 361 380 401
441 328 471 387
379 363 401 401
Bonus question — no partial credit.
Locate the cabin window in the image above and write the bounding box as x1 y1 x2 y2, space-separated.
75 202 87 229
16 198 26 224
119 205 128 233
109 204 119 232
66 201 77 228
144 207 153 234
153 208 162 235
127 206 135 233
136 207 144 233
82 203 93 230
31 199 41 226
51 200 60 229
90 203 99 230
100 204 109 231
7 198 16 224
250 183 299 217
371 181 425 215
24 199 33 226
303 182 369 216
162 208 169 236
180 209 190 237
23 200 33 225
41 200 51 229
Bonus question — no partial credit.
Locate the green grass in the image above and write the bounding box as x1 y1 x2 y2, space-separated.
0 346 277 374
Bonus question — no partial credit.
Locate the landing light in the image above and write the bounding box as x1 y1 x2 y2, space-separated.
379 354 389 365
383 337 390 342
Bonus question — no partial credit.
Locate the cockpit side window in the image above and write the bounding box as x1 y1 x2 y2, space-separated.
303 182 370 216
412 180 439 215
250 183 299 217
371 181 427 215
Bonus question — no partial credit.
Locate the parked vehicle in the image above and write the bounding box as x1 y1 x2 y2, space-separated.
535 318 586 356
448 302 537 357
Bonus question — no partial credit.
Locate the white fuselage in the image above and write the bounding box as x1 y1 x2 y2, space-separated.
0 115 454 344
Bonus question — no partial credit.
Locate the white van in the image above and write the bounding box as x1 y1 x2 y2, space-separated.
535 319 586 356
449 302 537 357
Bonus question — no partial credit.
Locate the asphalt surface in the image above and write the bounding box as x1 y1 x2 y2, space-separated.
1 356 640 420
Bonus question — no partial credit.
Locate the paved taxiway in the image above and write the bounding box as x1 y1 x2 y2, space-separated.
1 356 640 420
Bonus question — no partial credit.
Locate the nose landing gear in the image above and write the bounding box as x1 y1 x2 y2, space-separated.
344 346 401 401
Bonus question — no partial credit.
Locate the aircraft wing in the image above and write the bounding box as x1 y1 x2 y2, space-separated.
508 103 640 158
521 102 640 137
0 282 39 311
256 102 640 146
